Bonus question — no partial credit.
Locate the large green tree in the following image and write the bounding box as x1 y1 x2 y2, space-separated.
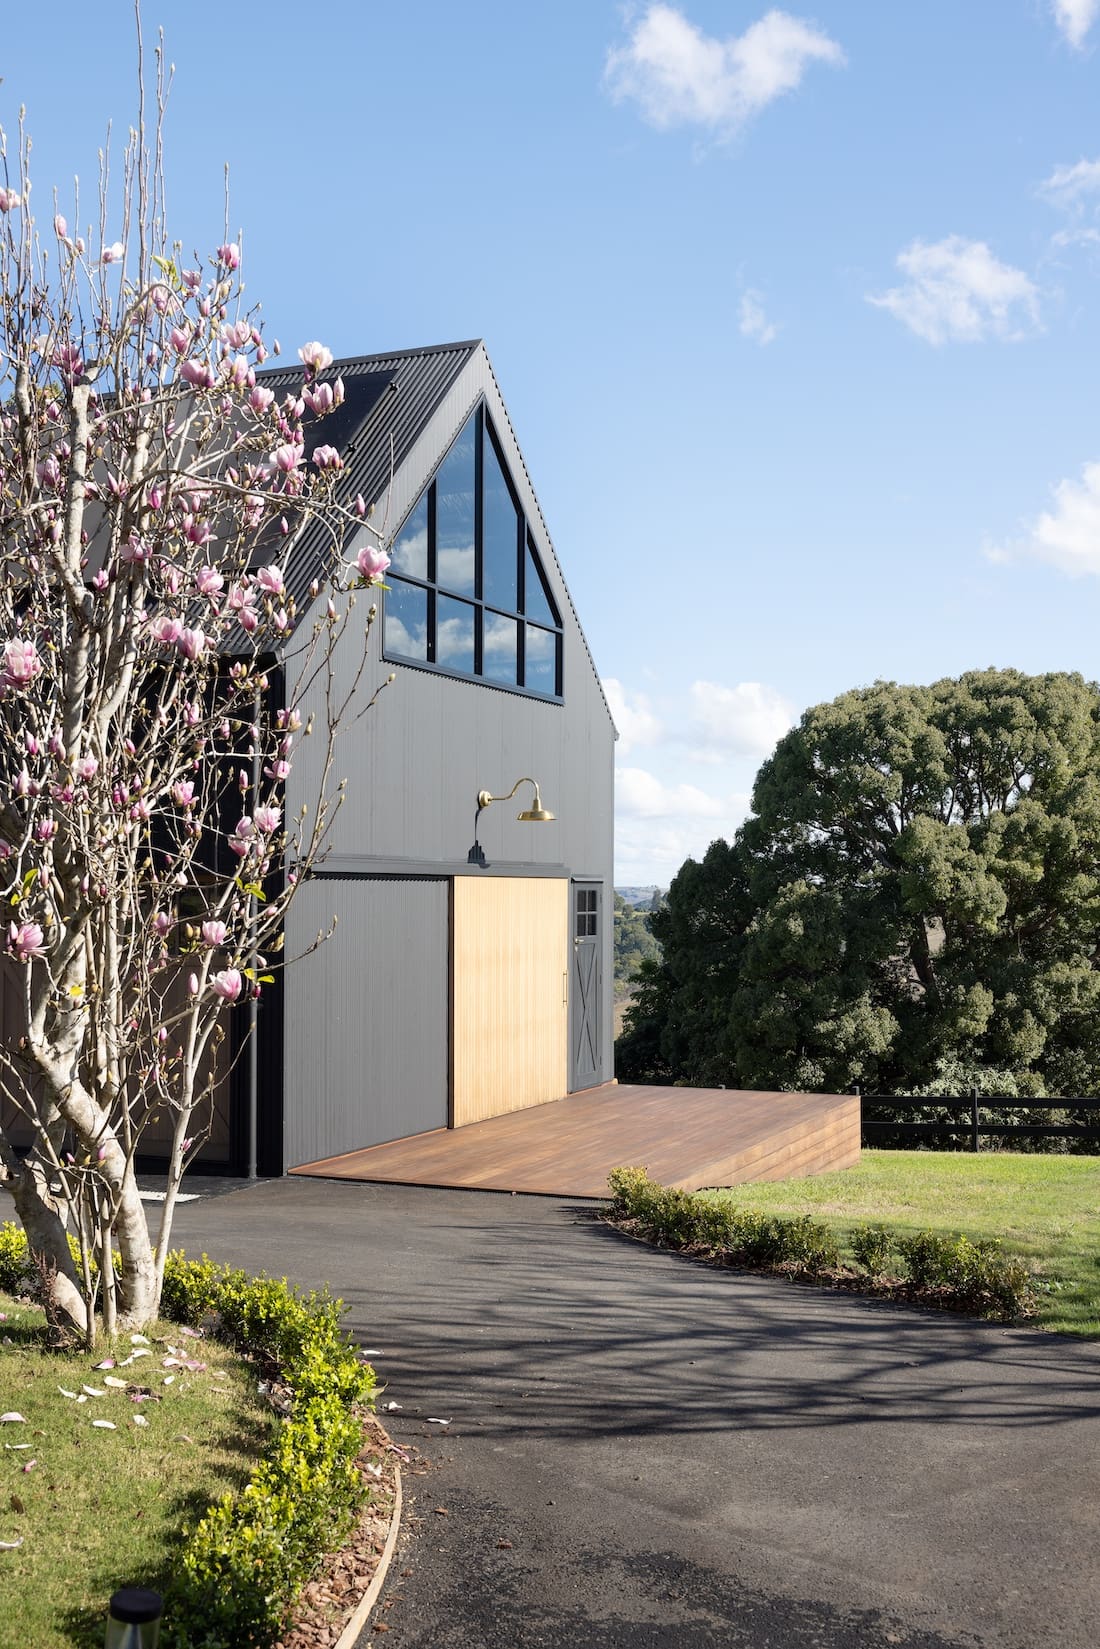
618 669 1100 1096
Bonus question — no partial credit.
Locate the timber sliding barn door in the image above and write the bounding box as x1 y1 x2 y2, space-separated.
451 877 568 1125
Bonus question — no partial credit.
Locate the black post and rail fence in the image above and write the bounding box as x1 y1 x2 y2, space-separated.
858 1092 1100 1152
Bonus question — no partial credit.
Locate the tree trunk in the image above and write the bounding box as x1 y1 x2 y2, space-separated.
7 1156 88 1335
110 1163 159 1329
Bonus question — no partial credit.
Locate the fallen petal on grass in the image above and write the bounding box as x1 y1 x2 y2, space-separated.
91 1420 116 1430
0 1414 26 1424
0 1538 24 1550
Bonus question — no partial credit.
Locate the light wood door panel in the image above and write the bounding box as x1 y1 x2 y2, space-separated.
452 877 568 1126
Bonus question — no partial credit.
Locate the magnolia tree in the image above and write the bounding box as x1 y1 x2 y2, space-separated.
0 76 392 1338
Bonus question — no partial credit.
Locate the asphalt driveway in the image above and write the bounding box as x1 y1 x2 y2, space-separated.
170 1177 1100 1649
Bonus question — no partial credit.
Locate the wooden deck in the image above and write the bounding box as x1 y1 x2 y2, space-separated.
290 1084 860 1199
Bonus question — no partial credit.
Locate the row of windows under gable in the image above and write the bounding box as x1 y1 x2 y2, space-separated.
381 403 563 699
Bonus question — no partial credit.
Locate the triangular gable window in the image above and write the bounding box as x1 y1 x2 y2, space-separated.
383 404 563 699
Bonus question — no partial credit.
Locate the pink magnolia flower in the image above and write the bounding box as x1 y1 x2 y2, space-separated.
35 454 61 489
253 805 281 834
100 242 125 264
176 628 207 661
313 444 343 471
226 354 252 389
249 385 275 415
239 607 259 633
195 566 224 598
54 213 69 240
129 799 151 824
298 341 333 374
36 819 57 843
172 781 195 807
264 758 291 782
273 442 303 473
153 911 172 937
8 921 45 963
2 640 43 694
201 920 228 947
356 545 391 582
304 378 343 415
211 968 243 1000
221 319 252 349
183 514 214 547
169 326 191 355
0 189 23 212
179 359 216 389
53 342 84 381
255 565 285 597
228 582 256 615
182 268 203 291
74 756 98 782
188 972 199 995
149 616 183 647
217 243 241 271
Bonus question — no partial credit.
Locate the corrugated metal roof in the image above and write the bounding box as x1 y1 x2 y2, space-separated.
255 342 481 620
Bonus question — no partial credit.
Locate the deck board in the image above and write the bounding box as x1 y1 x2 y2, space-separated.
290 1084 860 1198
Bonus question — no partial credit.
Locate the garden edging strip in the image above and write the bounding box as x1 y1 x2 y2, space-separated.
333 1461 403 1649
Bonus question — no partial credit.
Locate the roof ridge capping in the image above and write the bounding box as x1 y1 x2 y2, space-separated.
255 338 485 381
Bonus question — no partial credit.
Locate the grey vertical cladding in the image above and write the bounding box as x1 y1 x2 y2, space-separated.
282 877 449 1166
284 342 617 1102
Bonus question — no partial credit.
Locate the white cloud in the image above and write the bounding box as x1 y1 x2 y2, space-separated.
1051 0 1100 49
603 677 662 755
614 766 751 884
604 4 844 138
688 680 795 761
616 766 725 820
738 290 778 345
867 236 1040 345
1040 156 1100 209
996 459 1100 576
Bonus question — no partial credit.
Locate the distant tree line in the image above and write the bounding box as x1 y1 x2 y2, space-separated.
617 669 1100 1113
613 891 662 999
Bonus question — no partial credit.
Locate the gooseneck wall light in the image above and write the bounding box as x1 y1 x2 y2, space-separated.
467 777 555 867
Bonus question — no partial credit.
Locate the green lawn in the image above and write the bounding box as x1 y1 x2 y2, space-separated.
0 1296 271 1649
701 1150 1100 1337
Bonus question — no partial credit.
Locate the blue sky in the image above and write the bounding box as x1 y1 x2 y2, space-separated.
6 2 1100 882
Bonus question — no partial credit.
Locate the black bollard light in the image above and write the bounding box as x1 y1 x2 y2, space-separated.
104 1588 163 1648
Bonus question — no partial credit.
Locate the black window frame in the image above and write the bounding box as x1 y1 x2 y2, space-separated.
383 402 563 701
